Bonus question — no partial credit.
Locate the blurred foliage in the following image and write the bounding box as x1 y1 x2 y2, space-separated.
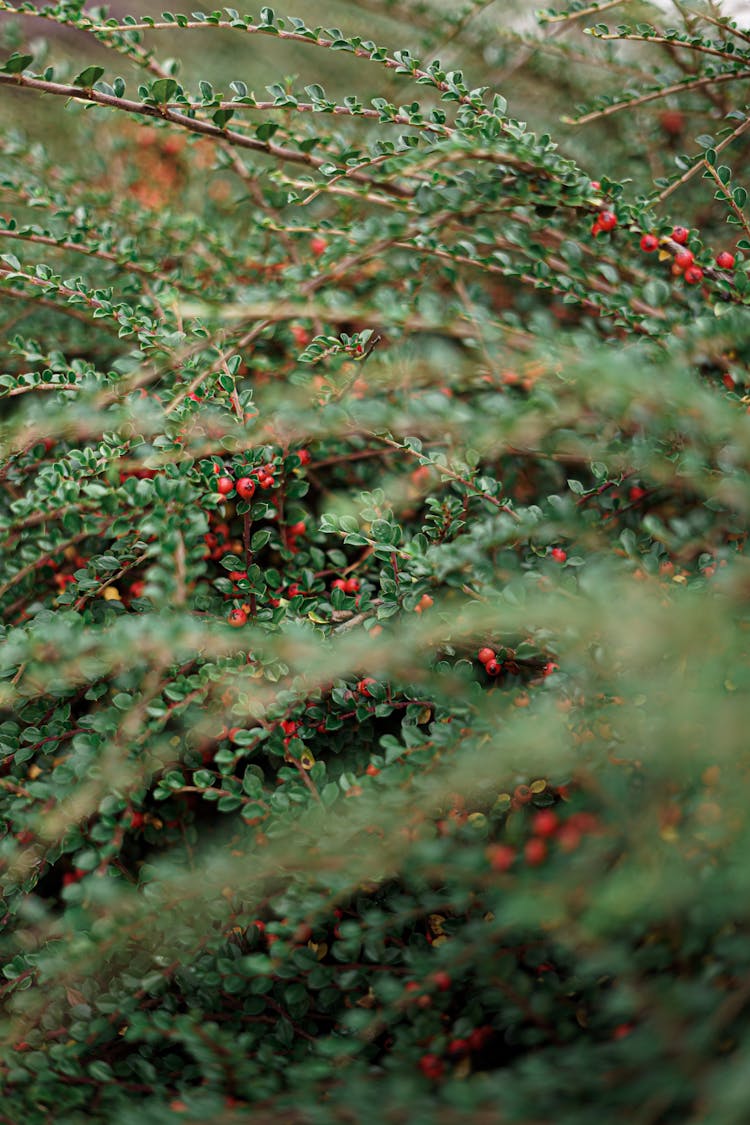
1 1 750 1123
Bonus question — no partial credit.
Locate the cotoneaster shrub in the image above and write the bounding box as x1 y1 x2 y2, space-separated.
1 2 750 1123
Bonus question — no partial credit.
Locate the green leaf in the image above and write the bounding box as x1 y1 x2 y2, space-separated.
74 66 105 88
150 78 178 104
1 54 33 74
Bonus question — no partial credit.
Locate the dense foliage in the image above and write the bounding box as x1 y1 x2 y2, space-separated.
1 1 750 1122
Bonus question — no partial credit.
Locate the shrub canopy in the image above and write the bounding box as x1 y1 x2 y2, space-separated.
1 2 750 1123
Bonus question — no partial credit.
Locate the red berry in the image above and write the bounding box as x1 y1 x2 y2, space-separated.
671 226 689 245
311 236 327 256
550 547 567 563
235 477 256 501
629 485 646 502
467 1026 493 1052
331 578 347 591
357 678 376 697
365 763 380 776
258 473 275 489
297 448 311 465
640 233 659 253
542 661 559 676
716 251 736 270
557 824 582 853
291 324 311 347
674 249 694 271
684 265 703 285
514 784 532 805
597 210 617 232
524 837 548 866
418 1054 444 1080
487 844 515 872
531 809 559 837
216 476 234 495
477 647 496 665
659 110 684 136
590 180 601 191
228 608 248 627
431 971 452 992
128 810 145 830
447 1037 470 1058
343 577 360 594
484 659 502 676
567 811 600 833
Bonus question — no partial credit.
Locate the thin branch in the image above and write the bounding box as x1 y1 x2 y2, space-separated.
565 68 750 126
702 159 750 240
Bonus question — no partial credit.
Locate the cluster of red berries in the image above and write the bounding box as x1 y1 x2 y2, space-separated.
639 225 736 286
332 575 360 595
591 202 739 289
477 646 502 677
283 519 306 554
204 520 242 562
486 807 601 872
418 1025 494 1080
591 209 618 237
215 462 276 499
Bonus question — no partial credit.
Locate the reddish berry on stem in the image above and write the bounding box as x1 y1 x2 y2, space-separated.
550 547 567 563
418 1054 444 1080
531 809 559 837
448 1037 470 1058
477 647 496 665
431 971 452 992
486 843 515 872
671 226 689 245
216 476 234 495
640 234 659 253
674 249 694 271
597 210 617 232
684 265 703 285
485 659 502 677
228 608 248 627
311 236 327 256
467 1026 493 1052
357 678 376 697
235 477 256 501
716 251 736 270
343 577 360 594
524 837 548 866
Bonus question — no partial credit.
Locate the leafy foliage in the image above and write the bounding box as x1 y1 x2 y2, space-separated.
1 2 750 1122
